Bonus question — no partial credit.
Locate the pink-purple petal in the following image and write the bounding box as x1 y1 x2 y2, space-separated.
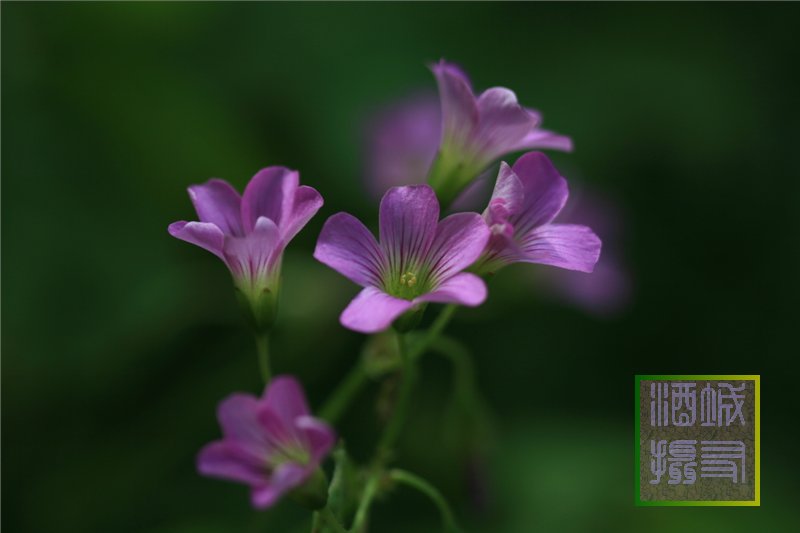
250 463 310 509
281 185 324 242
510 152 569 233
363 92 441 197
295 415 337 462
241 166 298 233
511 128 574 153
197 441 266 486
475 87 539 160
518 223 601 273
415 272 487 307
432 60 479 148
222 216 281 280
168 221 226 260
314 213 385 287
262 375 312 426
379 185 439 273
340 287 415 334
187 179 244 236
426 213 490 282
217 393 270 457
485 162 524 225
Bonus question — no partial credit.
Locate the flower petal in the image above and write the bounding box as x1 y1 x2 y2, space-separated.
282 184 324 243
314 213 386 287
340 287 414 334
517 223 601 273
250 463 309 509
217 393 270 457
415 272 487 307
262 375 311 426
168 221 225 259
511 152 569 233
364 92 441 197
187 179 243 236
425 213 489 282
510 128 574 153
295 415 336 462
222 217 280 281
379 185 439 274
475 88 538 160
240 166 298 233
197 441 266 486
485 162 524 225
431 60 478 149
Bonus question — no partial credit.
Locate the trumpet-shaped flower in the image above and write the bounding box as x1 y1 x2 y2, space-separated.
314 185 490 333
475 152 601 275
168 167 323 331
197 376 336 510
428 60 573 206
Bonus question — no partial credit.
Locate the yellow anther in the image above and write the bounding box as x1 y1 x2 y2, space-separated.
400 271 417 287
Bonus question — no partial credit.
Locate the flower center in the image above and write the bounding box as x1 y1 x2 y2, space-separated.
399 271 417 288
269 444 311 470
386 269 429 301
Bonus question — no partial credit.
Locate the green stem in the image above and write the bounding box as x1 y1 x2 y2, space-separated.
319 362 368 424
429 336 476 409
351 472 380 532
410 304 459 360
389 469 463 533
255 333 271 384
346 306 462 531
317 505 348 533
319 304 459 427
377 332 414 457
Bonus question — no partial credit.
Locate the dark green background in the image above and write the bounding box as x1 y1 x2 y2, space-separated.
3 2 799 532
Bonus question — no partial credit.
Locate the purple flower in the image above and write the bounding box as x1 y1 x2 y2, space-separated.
314 185 490 333
168 167 323 330
475 152 601 275
533 188 631 316
363 92 441 199
429 60 573 205
197 376 336 510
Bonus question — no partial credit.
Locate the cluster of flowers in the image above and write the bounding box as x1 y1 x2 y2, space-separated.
169 60 601 530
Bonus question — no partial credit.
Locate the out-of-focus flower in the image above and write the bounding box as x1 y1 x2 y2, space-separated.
314 185 489 333
197 376 335 510
475 152 601 275
428 60 573 206
533 187 631 316
363 91 492 211
364 92 441 199
168 167 323 332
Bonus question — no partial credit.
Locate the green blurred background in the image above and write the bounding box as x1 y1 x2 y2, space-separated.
3 2 799 532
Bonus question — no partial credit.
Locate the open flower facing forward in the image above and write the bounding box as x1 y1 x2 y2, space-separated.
475 152 601 275
428 60 573 206
197 376 336 510
168 167 323 332
314 185 490 333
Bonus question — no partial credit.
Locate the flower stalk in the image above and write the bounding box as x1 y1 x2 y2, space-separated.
255 332 271 384
389 468 463 533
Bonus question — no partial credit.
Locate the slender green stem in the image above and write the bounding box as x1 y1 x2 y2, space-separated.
351 472 380 532
255 333 270 384
377 332 414 457
319 304 459 426
389 469 463 533
429 336 476 409
319 362 368 424
410 304 458 360
317 505 348 533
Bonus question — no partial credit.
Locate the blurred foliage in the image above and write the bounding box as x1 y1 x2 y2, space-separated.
3 2 799 532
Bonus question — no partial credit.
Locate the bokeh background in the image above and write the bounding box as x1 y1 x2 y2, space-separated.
3 2 799 532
